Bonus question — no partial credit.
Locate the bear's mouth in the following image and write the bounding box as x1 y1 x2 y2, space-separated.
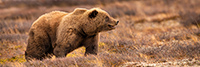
108 25 116 29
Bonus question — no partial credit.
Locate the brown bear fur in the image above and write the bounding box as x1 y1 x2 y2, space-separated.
25 8 119 60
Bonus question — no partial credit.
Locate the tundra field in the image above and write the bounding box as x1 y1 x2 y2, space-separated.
0 0 200 67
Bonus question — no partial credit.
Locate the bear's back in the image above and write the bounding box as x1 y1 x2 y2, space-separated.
31 11 67 28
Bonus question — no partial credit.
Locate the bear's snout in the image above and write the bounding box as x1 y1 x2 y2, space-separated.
116 21 119 25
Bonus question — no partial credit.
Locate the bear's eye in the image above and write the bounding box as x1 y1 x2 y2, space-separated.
105 16 109 22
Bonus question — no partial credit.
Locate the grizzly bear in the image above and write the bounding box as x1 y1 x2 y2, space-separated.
25 8 119 60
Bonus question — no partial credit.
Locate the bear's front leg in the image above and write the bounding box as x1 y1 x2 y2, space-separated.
54 30 82 58
53 44 70 57
85 44 98 55
83 34 99 56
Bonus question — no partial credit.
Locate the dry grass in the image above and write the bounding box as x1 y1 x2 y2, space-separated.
0 0 200 67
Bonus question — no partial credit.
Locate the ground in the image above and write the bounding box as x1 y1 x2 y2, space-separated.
0 0 200 67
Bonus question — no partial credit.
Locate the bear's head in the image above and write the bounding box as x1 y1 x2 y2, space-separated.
78 8 119 36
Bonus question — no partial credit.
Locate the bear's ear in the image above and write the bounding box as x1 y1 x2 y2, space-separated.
89 10 98 18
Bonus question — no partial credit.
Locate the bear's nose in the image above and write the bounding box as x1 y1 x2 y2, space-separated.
116 21 119 25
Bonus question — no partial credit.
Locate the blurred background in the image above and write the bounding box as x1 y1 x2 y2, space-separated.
0 0 200 67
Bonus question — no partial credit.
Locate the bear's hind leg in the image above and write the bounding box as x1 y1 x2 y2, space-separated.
25 30 52 60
